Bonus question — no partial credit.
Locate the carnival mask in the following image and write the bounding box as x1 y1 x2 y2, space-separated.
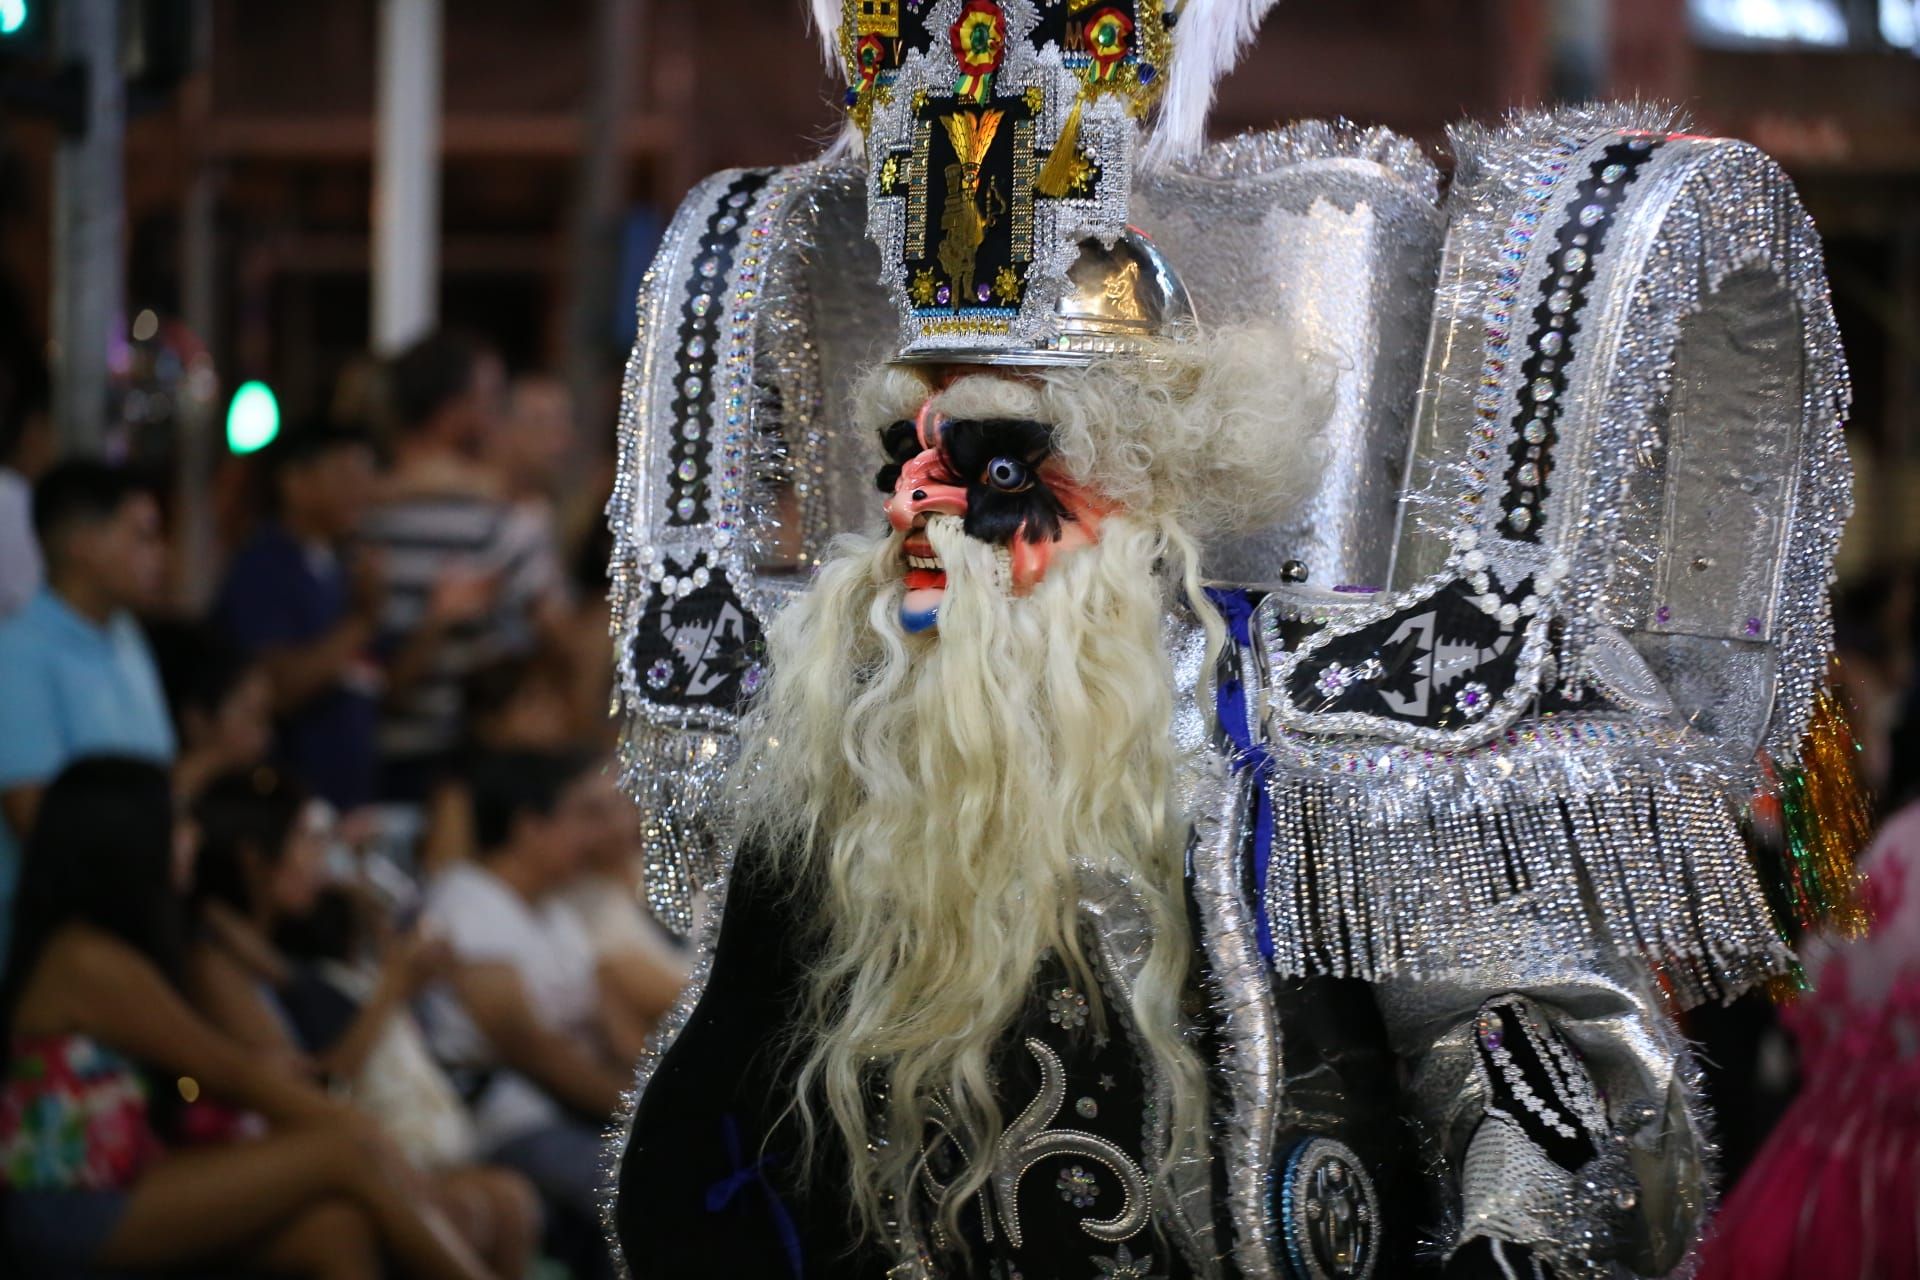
876 383 1107 633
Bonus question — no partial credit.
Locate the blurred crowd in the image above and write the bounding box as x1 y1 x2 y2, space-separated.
0 332 685 1280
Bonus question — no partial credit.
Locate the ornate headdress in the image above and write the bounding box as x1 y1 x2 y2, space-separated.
821 0 1271 363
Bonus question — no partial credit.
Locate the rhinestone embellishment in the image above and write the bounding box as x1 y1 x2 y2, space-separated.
1047 986 1090 1031
1455 681 1492 718
1056 1165 1100 1208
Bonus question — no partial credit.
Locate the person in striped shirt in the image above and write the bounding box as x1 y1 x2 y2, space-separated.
361 332 568 804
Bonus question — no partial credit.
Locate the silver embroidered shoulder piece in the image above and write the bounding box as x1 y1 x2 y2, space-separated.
1252 104 1849 1002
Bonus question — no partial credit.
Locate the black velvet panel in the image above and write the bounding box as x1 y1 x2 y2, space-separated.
626 568 767 713
615 842 889 1279
1269 975 1418 1272
613 849 1183 1278
918 948 1194 1280
1472 1002 1598 1172
1282 578 1530 731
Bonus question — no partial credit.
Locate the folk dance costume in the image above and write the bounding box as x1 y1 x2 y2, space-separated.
603 3 1863 1276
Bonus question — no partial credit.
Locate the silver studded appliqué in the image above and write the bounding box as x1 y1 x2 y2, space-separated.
917 1038 1151 1250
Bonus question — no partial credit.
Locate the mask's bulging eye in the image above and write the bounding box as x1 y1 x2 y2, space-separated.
983 456 1032 493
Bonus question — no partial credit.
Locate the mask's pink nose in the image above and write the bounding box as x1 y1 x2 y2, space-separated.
885 448 968 532
884 400 968 532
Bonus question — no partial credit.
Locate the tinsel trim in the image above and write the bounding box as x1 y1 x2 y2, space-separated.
1749 686 1872 950
1171 117 1441 203
1444 102 1692 197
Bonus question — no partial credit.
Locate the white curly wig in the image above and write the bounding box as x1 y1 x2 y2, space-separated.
852 324 1335 540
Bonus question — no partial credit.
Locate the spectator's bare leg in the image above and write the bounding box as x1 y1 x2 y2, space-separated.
440 1165 543 1279
93 1127 498 1280
245 1197 382 1280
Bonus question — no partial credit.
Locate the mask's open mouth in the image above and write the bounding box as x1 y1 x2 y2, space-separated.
902 535 946 591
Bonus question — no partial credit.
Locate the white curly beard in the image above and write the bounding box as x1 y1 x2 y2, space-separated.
731 511 1204 1240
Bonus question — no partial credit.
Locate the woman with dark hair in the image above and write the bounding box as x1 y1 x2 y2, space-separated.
147 620 275 800
0 756 499 1280
187 766 539 1277
185 767 332 1060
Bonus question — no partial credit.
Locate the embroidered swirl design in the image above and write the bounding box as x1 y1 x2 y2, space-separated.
919 1037 1151 1248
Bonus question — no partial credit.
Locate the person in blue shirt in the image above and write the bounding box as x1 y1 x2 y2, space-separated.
214 423 383 812
0 462 176 957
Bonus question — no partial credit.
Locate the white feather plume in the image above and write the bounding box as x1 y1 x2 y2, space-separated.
1141 0 1281 169
808 0 866 159
810 0 846 78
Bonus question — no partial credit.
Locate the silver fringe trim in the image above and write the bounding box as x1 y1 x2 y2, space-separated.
1262 715 1793 1005
618 723 737 940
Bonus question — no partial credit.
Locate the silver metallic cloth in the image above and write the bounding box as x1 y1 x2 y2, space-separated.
604 102 1849 1280
1134 122 1445 591
1389 104 1851 772
753 168 898 551
1377 957 1713 1277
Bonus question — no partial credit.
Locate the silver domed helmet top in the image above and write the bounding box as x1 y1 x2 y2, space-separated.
898 227 1198 368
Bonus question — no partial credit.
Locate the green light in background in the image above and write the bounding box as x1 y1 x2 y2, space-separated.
226 381 280 454
0 2 27 37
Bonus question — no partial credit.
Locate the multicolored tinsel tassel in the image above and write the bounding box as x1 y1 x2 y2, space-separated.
1750 686 1873 955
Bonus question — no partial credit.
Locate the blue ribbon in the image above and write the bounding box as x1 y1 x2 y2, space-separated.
1204 588 1277 964
705 1114 804 1279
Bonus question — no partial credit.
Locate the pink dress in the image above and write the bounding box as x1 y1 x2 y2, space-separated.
1698 802 1920 1280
